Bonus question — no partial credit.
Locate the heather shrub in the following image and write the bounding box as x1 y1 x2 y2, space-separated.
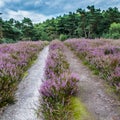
39 41 79 120
45 50 69 79
40 73 79 120
40 73 79 102
65 39 120 92
0 41 45 107
49 40 65 51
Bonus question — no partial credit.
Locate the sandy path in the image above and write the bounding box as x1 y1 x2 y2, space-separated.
64 47 120 120
0 46 49 120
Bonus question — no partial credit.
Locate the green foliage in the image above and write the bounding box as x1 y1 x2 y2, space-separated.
34 6 120 40
1 19 22 42
40 99 72 120
40 32 50 41
109 23 120 39
22 18 34 40
59 34 68 41
102 33 110 39
110 33 120 39
0 38 15 43
75 27 83 38
109 22 120 33
0 17 36 43
102 22 120 39
1 6 120 43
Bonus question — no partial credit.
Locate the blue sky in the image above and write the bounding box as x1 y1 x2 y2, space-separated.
0 0 120 23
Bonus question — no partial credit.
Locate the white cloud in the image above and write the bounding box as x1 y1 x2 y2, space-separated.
4 0 20 2
63 4 75 11
0 1 5 7
21 0 43 7
2 9 53 23
45 0 63 7
34 0 42 7
0 0 21 8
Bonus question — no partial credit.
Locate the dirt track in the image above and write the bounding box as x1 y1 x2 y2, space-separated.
64 46 120 120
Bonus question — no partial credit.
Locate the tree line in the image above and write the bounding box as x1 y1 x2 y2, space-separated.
0 17 35 43
0 5 120 43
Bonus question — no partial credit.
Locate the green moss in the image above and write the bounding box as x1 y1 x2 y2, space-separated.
69 97 94 120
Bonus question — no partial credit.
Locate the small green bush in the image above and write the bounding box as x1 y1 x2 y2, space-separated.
0 38 15 44
111 33 120 39
59 34 68 41
109 22 120 39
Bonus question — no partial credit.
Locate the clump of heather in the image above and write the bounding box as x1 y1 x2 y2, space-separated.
0 41 45 107
65 39 120 92
45 50 69 79
40 73 79 120
49 40 65 52
40 73 79 101
39 40 79 120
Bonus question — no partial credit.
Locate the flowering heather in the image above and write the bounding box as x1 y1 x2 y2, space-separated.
49 40 65 52
40 72 79 99
39 40 79 120
45 50 69 79
0 41 45 107
65 39 120 91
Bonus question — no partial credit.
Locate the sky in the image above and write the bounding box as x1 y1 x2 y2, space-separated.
0 0 120 23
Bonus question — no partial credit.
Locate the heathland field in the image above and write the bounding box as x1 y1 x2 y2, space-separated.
0 39 120 120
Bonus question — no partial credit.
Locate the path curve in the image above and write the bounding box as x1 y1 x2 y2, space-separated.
64 47 120 120
0 46 49 120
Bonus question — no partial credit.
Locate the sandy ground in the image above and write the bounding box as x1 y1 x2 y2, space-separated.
64 46 120 120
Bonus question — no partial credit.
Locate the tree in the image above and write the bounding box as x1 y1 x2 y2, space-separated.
109 22 120 39
0 17 3 40
76 8 88 38
102 7 120 33
22 18 34 40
